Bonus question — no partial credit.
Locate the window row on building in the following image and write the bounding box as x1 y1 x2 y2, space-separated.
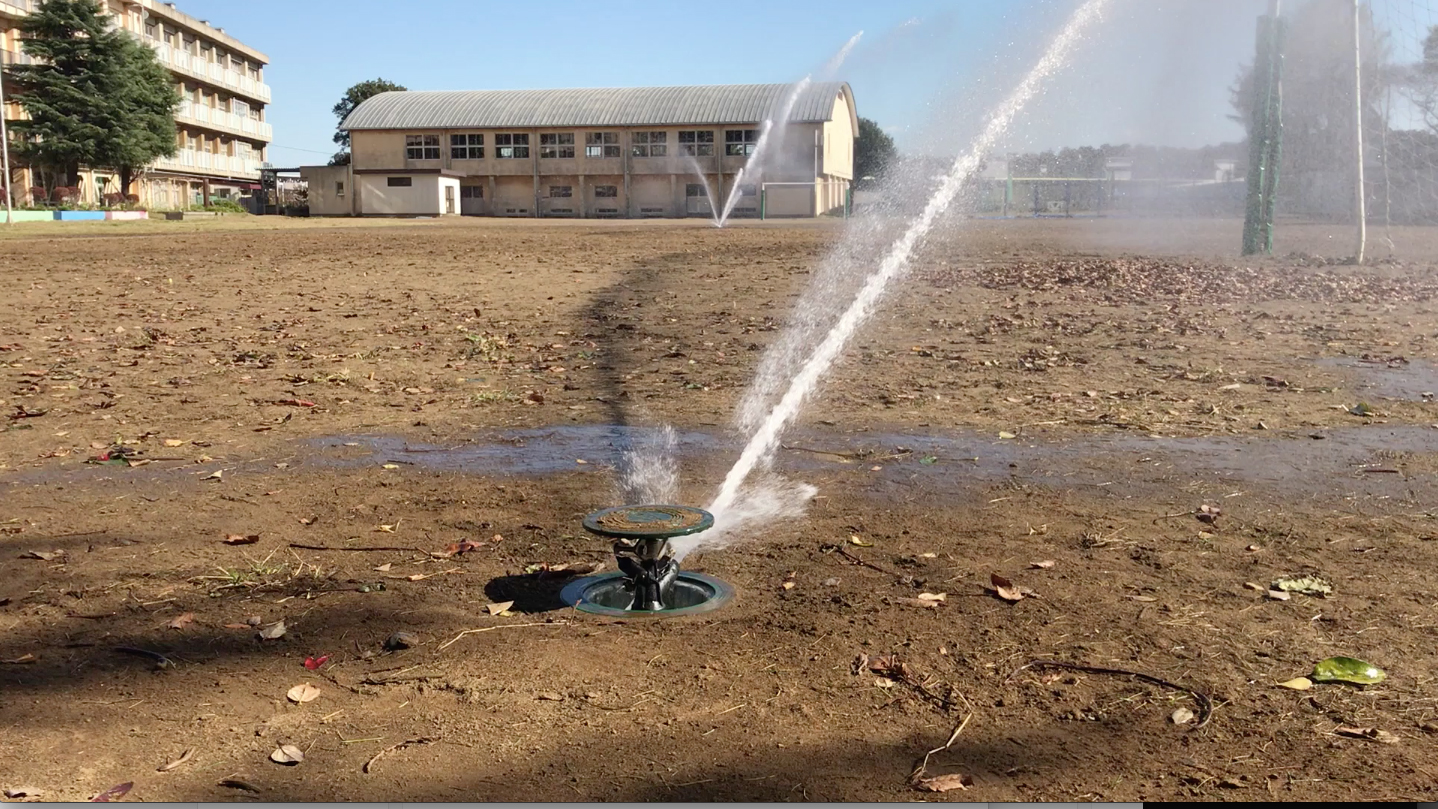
144 18 264 82
403 128 762 161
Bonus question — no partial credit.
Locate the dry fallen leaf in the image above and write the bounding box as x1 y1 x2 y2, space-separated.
3 787 41 799
376 524 396 533
21 550 65 561
781 581 796 590
222 534 260 545
917 592 947 602
990 573 1028 603
1335 726 1399 744
164 439 186 447
270 744 305 765
286 683 320 703
486 601 515 616
1030 560 1055 569
898 598 941 609
848 535 873 547
1171 707 1195 725
915 773 972 792
202 470 223 481
89 782 133 802
1278 677 1313 691
374 563 392 572
999 431 1018 440
166 612 195 630
3 653 37 664
158 748 194 772
1266 590 1291 601
258 619 287 640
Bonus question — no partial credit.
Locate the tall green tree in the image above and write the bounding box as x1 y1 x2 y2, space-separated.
9 0 179 195
854 117 897 188
331 78 406 165
104 33 181 196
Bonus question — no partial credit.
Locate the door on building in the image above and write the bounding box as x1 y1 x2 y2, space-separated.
685 183 713 217
444 185 456 215
460 185 486 216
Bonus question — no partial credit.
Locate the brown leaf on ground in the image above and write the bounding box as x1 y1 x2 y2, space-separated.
990 573 1030 602
3 653 37 664
157 748 194 772
270 744 305 765
1335 726 1399 744
485 601 515 616
258 620 287 640
914 773 972 792
21 550 65 561
166 613 195 630
286 683 320 703
89 783 133 802
222 534 260 545
433 538 484 559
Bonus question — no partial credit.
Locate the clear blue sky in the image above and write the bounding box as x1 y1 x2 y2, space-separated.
174 0 1280 166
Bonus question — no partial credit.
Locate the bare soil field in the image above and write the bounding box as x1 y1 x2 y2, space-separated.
0 216 1435 802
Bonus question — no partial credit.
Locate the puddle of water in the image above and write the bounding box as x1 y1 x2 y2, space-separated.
306 424 1438 503
1314 357 1438 402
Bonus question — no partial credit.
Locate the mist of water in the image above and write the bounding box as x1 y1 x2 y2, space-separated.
673 0 1114 560
682 154 721 227
617 424 680 505
714 30 864 227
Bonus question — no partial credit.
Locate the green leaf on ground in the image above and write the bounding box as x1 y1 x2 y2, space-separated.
1311 657 1385 685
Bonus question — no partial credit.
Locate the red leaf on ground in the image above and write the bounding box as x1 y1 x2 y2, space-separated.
90 782 133 802
303 655 330 670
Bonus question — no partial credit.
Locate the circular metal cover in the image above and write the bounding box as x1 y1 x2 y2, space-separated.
582 504 714 540
560 572 735 618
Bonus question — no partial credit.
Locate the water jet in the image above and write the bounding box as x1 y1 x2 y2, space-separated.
560 504 735 616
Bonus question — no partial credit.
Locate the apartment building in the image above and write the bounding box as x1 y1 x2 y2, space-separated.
309 83 856 219
1 0 271 207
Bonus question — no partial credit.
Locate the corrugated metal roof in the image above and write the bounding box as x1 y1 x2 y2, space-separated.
341 83 851 131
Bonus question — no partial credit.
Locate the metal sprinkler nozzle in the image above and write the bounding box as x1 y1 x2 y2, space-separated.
582 505 714 612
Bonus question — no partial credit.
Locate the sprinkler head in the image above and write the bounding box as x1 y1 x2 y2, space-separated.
582 505 713 611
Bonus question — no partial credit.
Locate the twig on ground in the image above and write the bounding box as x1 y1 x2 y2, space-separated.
909 712 974 785
363 737 437 773
288 543 426 554
1009 659 1213 729
436 621 571 651
821 544 902 578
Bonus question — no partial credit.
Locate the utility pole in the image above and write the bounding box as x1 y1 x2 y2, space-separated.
0 49 14 227
1353 0 1367 264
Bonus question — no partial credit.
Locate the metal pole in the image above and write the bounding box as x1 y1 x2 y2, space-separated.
0 50 14 226
1353 0 1367 264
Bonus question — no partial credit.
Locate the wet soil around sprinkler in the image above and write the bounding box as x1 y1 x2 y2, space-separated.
0 218 1437 802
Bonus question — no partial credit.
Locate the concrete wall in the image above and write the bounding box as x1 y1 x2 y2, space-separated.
302 165 353 216
354 174 458 216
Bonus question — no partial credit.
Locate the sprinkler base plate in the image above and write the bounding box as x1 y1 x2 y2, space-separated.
560 571 735 617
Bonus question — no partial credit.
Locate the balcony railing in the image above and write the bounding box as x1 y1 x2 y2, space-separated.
0 49 34 66
0 0 37 17
153 149 261 179
152 42 270 103
176 99 272 142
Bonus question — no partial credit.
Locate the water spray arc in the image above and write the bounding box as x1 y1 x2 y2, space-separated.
694 0 1114 551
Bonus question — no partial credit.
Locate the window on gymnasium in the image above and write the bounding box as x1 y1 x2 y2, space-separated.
631 131 666 158
594 185 618 198
685 184 707 197
336 181 345 197
585 132 620 158
405 134 440 160
387 177 413 187
461 186 483 199
495 133 529 159
539 133 575 159
451 133 484 159
679 130 714 156
725 129 759 156
549 186 573 198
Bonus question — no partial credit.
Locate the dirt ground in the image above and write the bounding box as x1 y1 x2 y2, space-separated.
0 215 1436 802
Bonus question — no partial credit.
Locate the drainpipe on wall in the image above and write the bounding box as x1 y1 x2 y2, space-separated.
532 128 540 218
